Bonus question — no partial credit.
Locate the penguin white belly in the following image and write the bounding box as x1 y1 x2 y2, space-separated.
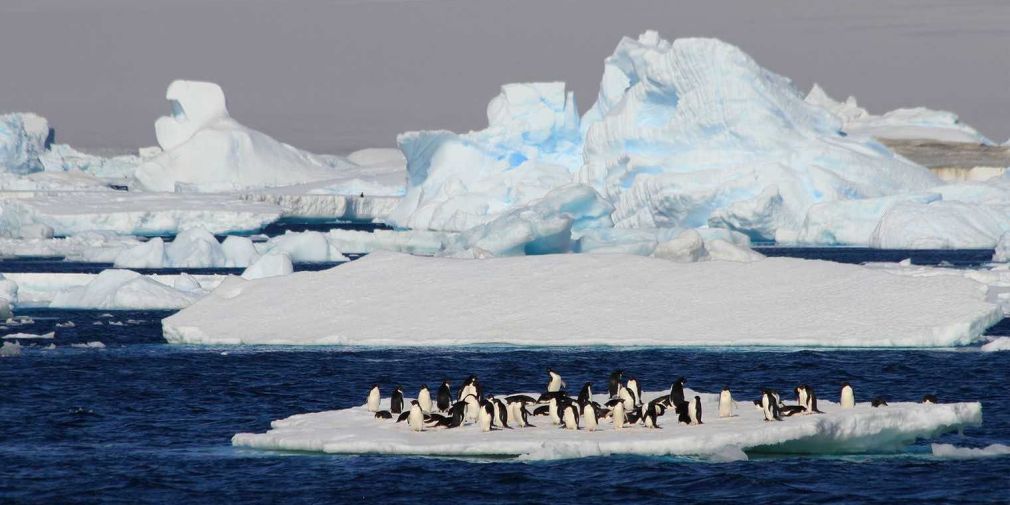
418 390 431 413
547 377 562 392
507 403 519 425
407 405 424 432
619 388 635 411
841 387 855 408
366 389 380 412
548 402 560 425
584 408 598 432
478 408 492 432
688 400 700 425
761 396 773 421
719 391 733 418
613 402 626 430
562 408 577 430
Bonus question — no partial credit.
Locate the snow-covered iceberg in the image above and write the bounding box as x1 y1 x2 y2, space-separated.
0 113 50 175
133 80 357 193
49 269 204 310
163 252 1000 347
805 84 992 144
233 390 981 460
0 192 283 237
389 32 939 244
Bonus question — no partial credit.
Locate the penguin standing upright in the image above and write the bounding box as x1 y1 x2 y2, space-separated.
618 385 636 411
493 397 511 428
795 385 808 412
608 398 627 430
608 370 624 397
669 377 687 408
583 402 600 432
577 382 593 407
761 389 782 421
417 385 432 413
478 399 494 432
802 385 823 414
390 386 404 414
719 387 734 418
688 396 703 425
643 401 666 429
840 382 855 409
407 400 424 432
366 384 381 412
546 368 566 393
437 380 452 412
626 378 642 407
463 394 480 423
560 401 579 430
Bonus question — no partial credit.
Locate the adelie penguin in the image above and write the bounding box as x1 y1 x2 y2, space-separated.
577 382 593 407
437 380 452 412
560 401 580 430
608 370 624 397
871 397 888 408
669 377 687 409
643 401 666 429
840 382 855 409
618 385 637 411
546 368 566 393
390 385 404 414
374 411 393 420
582 402 601 431
366 384 381 412
626 377 642 407
796 384 823 414
417 385 432 413
606 398 627 430
719 387 734 418
921 394 938 404
478 399 495 432
687 396 703 425
407 400 425 432
761 389 782 421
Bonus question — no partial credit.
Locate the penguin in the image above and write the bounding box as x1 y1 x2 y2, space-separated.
761 389 782 421
608 370 624 397
437 380 452 412
688 396 703 425
871 397 888 408
795 385 808 412
462 394 480 423
396 411 410 423
669 377 687 408
478 399 495 432
643 402 666 429
626 377 642 407
608 398 627 429
511 402 535 427
577 382 593 407
922 394 938 404
506 394 537 404
458 375 479 401
719 387 734 418
840 382 855 409
546 368 566 392
618 385 636 411
366 384 380 412
532 405 550 416
560 401 580 430
801 385 823 414
390 385 404 414
582 402 600 431
548 396 563 425
445 401 468 428
407 400 424 432
779 405 806 417
491 396 511 428
374 411 392 419
626 407 643 425
425 413 452 428
417 385 432 413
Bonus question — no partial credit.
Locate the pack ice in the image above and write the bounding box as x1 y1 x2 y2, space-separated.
232 390 981 460
163 252 1000 347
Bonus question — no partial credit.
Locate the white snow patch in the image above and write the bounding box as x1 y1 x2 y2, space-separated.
981 337 1010 352
2 331 54 340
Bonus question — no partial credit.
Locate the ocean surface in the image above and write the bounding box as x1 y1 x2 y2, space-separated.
1 307 1009 504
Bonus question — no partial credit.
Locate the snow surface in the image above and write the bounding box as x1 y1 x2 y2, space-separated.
0 233 143 262
805 84 992 144
233 390 981 460
164 252 1000 347
0 192 283 237
931 443 1010 459
4 272 225 309
389 32 938 245
241 252 294 280
981 337 1010 352
133 80 357 193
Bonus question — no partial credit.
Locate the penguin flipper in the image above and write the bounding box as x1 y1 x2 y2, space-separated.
395 412 410 423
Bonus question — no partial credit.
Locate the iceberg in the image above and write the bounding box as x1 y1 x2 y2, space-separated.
981 337 1010 352
241 252 293 280
49 269 204 310
233 390 981 460
805 84 992 144
0 192 283 237
931 443 1010 459
0 113 50 175
163 252 1000 347
388 32 938 243
133 80 357 193
0 233 144 263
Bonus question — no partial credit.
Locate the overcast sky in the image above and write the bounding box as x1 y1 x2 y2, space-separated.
1 0 1008 153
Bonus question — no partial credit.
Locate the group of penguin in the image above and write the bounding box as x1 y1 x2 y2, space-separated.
366 370 939 433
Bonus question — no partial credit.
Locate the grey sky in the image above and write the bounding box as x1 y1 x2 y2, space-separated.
1 0 1008 153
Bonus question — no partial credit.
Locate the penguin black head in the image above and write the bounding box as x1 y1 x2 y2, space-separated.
922 394 938 404
676 377 686 385
547 367 554 373
611 370 623 376
371 383 379 389
722 386 729 391
420 384 428 390
841 381 851 387
395 385 402 391
411 400 419 406
583 381 592 387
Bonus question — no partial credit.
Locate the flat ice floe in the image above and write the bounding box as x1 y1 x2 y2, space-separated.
164 252 1001 347
232 392 981 460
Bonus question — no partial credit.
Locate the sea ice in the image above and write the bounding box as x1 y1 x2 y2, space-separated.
232 390 981 460
0 113 50 175
2 331 54 340
241 252 294 280
163 252 1000 347
981 337 1010 352
931 443 1010 459
46 270 209 310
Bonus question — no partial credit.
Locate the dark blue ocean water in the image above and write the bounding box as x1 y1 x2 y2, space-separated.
2 309 1009 504
753 246 995 268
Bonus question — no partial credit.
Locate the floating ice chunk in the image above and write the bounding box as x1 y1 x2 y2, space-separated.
704 239 765 263
173 273 203 292
325 229 451 256
2 331 54 340
0 273 18 305
994 232 1010 262
258 231 346 263
653 229 707 262
870 201 1010 249
50 269 202 310
806 84 992 144
0 113 50 175
165 228 226 268
981 337 1010 352
232 392 981 460
135 80 350 192
71 341 106 349
0 341 22 357
164 252 1000 346
931 443 1010 459
795 193 941 246
221 236 260 267
242 252 294 280
114 238 166 269
0 299 10 321
0 232 144 263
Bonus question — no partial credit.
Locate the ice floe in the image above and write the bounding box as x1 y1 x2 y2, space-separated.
164 252 1000 347
1 331 54 340
4 271 224 309
981 337 1010 352
931 443 1010 459
233 390 981 460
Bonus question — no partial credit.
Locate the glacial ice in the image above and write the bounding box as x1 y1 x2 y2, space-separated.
133 80 356 193
49 269 204 310
163 252 1000 347
0 233 144 262
241 252 294 280
232 390 981 460
0 113 50 175
389 32 938 245
805 84 992 144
